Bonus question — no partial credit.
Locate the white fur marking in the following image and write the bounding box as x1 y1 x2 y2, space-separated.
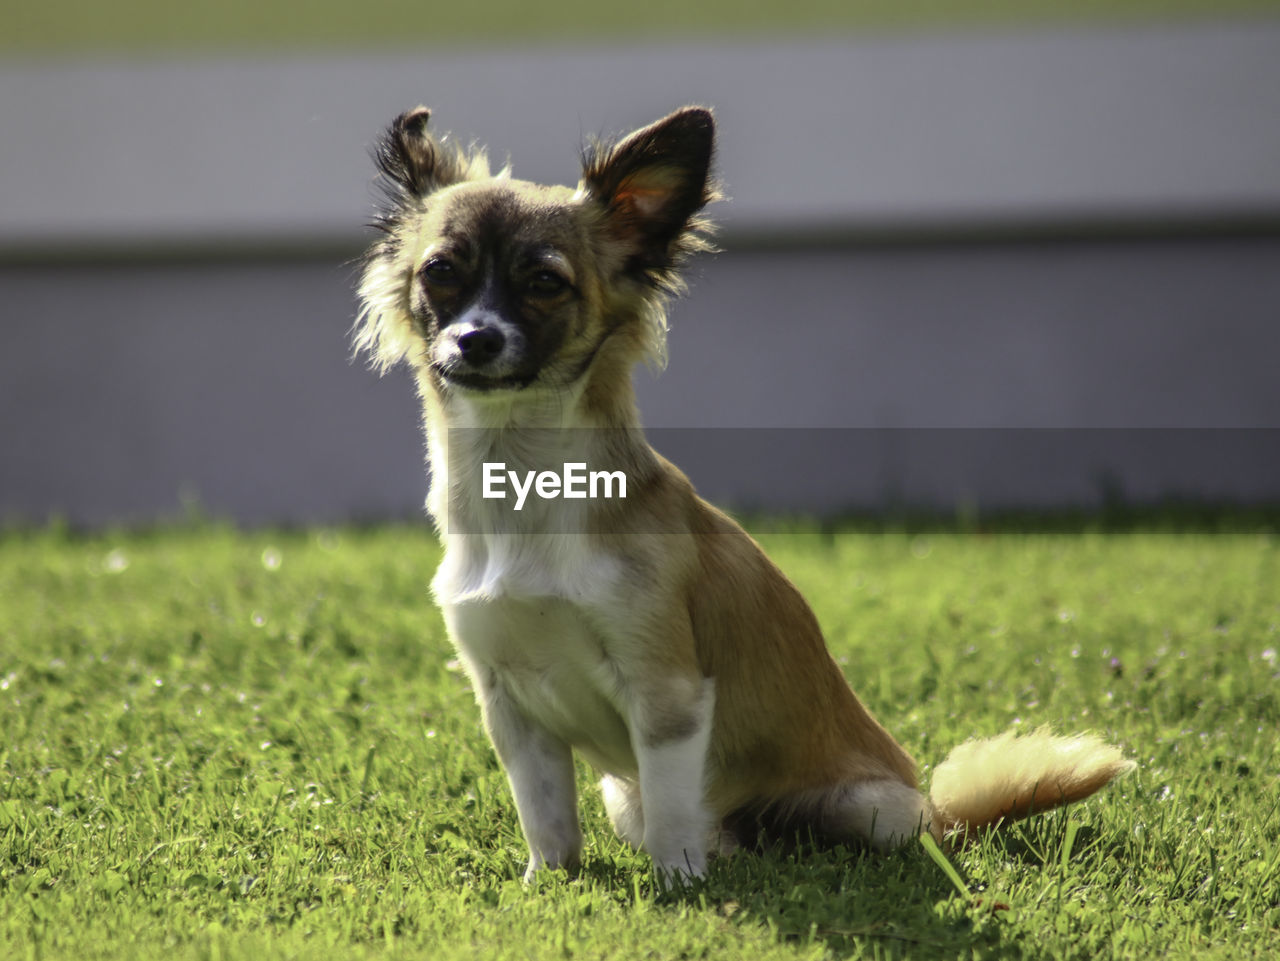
635 679 716 880
842 780 930 851
469 661 583 880
601 775 645 848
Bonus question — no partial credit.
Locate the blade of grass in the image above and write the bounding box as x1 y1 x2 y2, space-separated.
1061 819 1081 872
919 833 969 900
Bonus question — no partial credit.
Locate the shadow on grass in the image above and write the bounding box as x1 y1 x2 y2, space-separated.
586 840 1008 960
983 820 1104 869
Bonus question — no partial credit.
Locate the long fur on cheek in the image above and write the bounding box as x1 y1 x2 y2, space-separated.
353 242 421 373
354 110 494 375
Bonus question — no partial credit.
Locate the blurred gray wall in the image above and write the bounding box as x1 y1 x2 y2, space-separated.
3 21 1279 525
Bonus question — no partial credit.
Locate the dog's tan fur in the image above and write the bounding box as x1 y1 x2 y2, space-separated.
355 105 1134 880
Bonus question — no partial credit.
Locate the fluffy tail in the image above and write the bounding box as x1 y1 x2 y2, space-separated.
928 728 1135 838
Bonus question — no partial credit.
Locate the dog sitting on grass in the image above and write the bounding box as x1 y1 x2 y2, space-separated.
353 105 1133 881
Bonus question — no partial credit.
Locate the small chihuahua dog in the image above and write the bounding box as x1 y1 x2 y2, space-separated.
354 106 1133 881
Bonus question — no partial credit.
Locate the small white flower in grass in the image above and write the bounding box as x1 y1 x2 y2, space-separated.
261 548 282 571
104 549 129 573
1261 648 1277 666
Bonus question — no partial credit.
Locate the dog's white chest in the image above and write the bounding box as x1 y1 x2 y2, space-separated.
434 539 636 776
445 594 636 775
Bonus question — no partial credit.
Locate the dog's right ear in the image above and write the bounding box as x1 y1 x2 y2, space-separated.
374 106 480 199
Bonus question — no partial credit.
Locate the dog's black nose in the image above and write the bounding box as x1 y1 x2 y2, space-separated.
457 326 505 366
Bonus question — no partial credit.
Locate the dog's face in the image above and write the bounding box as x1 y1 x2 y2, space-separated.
355 107 717 397
407 179 605 393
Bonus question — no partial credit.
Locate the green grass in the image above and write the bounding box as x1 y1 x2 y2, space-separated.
1 520 1278 960
8 0 1280 57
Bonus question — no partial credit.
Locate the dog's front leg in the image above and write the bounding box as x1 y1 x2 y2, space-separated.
629 675 716 882
472 666 581 880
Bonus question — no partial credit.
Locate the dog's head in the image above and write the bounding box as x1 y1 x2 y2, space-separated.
354 107 717 400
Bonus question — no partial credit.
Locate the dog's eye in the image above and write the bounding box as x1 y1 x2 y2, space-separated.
421 259 460 287
526 270 569 298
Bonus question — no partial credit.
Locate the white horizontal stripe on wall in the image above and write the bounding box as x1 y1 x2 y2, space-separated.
2 19 1279 254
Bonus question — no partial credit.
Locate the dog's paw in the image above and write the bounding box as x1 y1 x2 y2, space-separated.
522 850 582 883
651 849 707 886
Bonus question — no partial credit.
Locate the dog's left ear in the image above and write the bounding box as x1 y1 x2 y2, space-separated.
582 106 717 284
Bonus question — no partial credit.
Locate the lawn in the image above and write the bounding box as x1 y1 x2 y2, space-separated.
9 0 1279 56
1 520 1277 960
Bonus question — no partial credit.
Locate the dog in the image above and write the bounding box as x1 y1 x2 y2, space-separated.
353 105 1134 881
